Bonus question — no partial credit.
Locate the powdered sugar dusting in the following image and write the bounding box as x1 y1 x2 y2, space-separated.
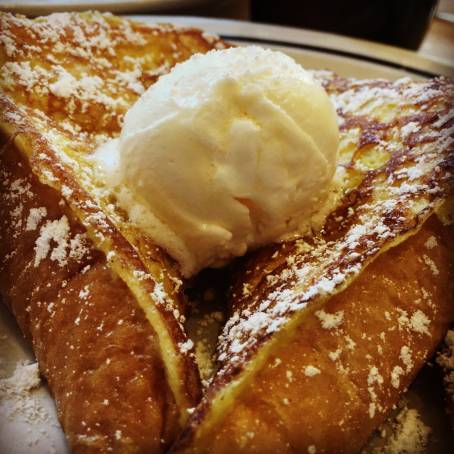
0 351 67 453
385 407 431 453
0 361 52 443
179 339 194 354
25 207 47 231
315 309 344 329
303 365 321 377
0 13 226 385
34 216 71 267
0 11 227 145
214 73 453 387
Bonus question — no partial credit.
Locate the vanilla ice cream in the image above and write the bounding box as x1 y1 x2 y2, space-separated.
93 46 339 277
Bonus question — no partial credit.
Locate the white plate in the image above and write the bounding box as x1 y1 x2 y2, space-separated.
1 15 452 454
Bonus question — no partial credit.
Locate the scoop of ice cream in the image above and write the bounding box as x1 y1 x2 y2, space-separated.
95 46 339 277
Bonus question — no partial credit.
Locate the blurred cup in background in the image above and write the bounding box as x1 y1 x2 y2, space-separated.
251 0 439 50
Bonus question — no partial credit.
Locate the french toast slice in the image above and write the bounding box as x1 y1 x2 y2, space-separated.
173 75 454 452
0 11 226 452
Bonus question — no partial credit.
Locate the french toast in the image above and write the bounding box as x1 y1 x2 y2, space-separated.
173 75 454 451
0 11 226 452
1 11 453 454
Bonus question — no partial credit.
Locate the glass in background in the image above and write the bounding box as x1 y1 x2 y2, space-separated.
251 0 440 49
161 0 250 20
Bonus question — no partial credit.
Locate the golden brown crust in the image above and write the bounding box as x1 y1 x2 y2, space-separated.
172 72 454 452
0 13 229 452
0 14 229 423
0 11 227 142
0 136 180 452
176 217 454 453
